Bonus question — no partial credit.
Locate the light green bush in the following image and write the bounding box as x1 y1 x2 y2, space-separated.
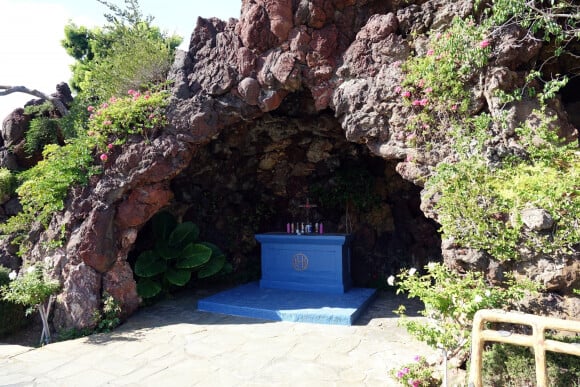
0 168 15 203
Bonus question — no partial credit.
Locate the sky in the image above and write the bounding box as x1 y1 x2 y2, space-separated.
0 0 241 121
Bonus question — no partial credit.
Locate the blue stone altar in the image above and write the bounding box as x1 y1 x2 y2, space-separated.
197 230 376 325
256 233 352 294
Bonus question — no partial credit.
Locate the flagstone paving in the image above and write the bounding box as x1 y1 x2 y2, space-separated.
0 289 437 386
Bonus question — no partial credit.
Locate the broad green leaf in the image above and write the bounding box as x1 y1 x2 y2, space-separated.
199 241 223 257
168 222 199 246
134 251 166 277
136 278 162 298
176 243 212 269
154 242 181 260
152 211 177 240
165 268 191 286
198 254 226 279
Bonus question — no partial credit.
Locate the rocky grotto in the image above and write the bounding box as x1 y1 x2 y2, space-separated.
0 0 579 331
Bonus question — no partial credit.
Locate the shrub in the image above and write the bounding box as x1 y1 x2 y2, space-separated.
399 17 490 146
134 212 229 300
392 263 538 358
0 168 15 203
23 101 54 116
0 266 28 337
390 355 440 387
93 292 121 333
482 339 580 387
87 89 169 147
1 265 60 344
24 117 60 156
428 116 580 261
0 135 99 246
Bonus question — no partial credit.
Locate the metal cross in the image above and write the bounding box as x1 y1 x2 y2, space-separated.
299 198 317 222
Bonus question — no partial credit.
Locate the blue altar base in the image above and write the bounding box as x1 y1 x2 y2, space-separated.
256 233 352 294
197 282 377 325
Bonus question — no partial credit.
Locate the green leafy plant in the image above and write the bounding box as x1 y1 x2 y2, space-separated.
1 135 99 246
93 292 121 333
0 266 28 337
134 212 228 299
482 338 580 387
87 89 169 147
391 263 538 360
0 168 15 203
1 265 60 345
390 355 440 387
399 17 491 146
24 117 60 156
23 101 54 116
428 115 579 261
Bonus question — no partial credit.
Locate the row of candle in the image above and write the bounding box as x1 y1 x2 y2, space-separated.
286 222 324 234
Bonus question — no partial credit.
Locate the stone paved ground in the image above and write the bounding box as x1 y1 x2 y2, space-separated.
0 289 437 386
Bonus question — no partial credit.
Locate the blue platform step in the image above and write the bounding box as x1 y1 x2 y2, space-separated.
197 282 377 326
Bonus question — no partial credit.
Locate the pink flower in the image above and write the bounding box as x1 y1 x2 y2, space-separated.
127 89 136 95
87 105 94 112
144 94 150 100
413 355 422 362
109 96 117 103
402 91 411 98
101 102 109 109
395 86 402 94
396 367 411 378
100 153 108 162
451 103 458 111
406 154 414 162
425 87 433 94
103 120 112 126
412 99 428 106
417 79 425 88
427 49 434 56
148 113 155 119
89 114 94 120
107 143 113 150
480 39 490 48
409 380 420 387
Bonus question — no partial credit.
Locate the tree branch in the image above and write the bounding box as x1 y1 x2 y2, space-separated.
0 85 69 116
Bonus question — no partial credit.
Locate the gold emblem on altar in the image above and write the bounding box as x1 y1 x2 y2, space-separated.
292 253 309 271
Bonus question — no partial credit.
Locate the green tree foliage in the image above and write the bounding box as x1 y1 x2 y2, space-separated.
1 265 60 344
62 0 181 102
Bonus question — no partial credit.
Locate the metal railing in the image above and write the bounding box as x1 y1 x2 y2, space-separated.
469 309 580 387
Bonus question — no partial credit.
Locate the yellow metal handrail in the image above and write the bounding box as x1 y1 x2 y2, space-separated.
469 309 580 387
